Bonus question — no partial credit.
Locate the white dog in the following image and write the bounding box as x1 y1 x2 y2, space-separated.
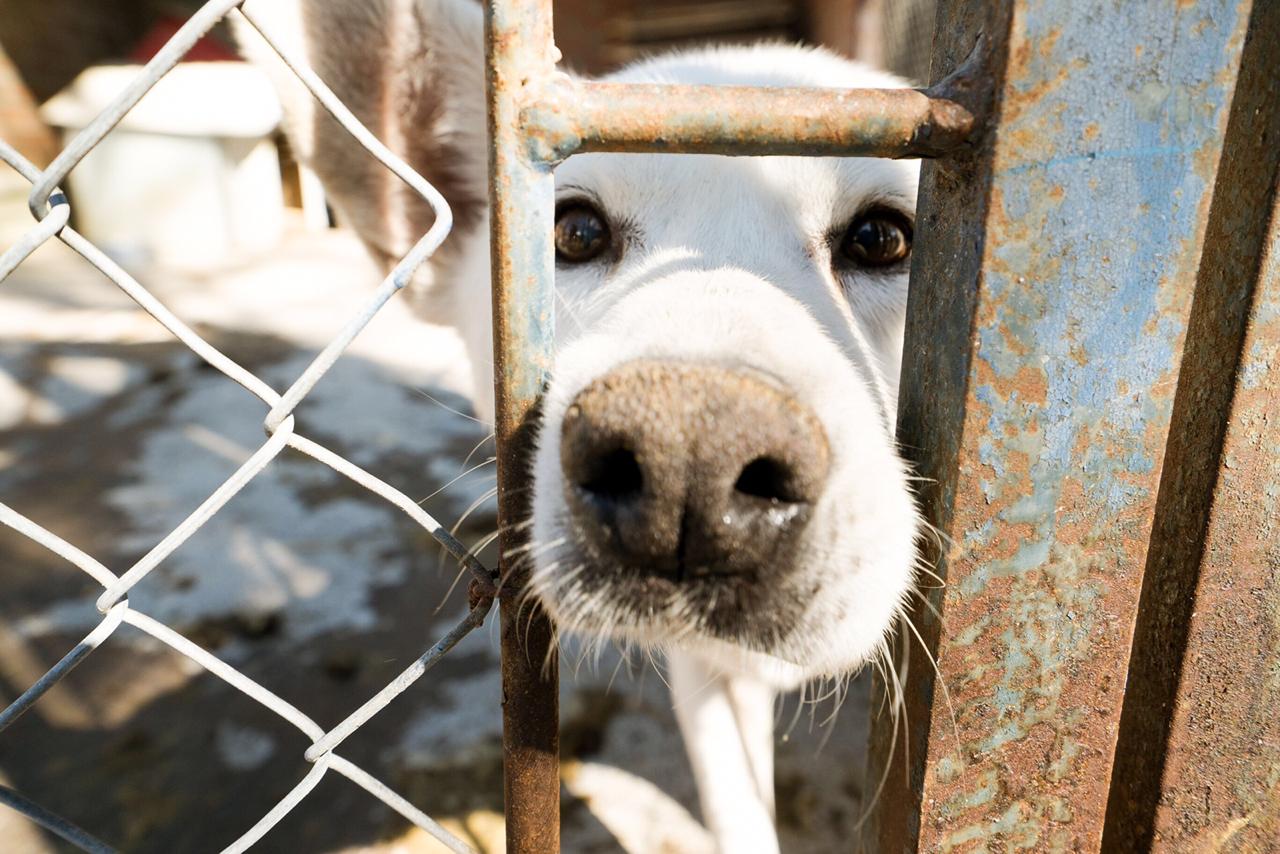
241 2 921 850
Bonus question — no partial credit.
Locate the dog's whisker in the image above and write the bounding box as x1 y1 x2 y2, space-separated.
909 586 945 621
541 628 562 678
911 558 948 590
450 485 499 536
784 680 808 738
460 432 497 471
431 526 505 611
411 387 487 426
504 531 559 557
869 641 893 720
418 457 496 506
554 286 588 335
435 563 477 614
815 676 848 740
604 648 630 695
855 637 909 831
899 611 960 749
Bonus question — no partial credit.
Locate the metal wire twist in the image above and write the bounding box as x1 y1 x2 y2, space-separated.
0 3 496 851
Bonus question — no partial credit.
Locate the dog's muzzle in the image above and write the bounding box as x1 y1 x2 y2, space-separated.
560 360 830 588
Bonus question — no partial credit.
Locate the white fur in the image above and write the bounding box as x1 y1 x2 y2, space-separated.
243 6 922 850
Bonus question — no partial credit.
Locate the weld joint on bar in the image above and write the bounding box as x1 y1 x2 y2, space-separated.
517 74 583 167
920 32 991 149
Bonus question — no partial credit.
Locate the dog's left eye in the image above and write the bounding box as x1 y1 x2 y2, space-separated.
839 208 913 269
555 203 611 263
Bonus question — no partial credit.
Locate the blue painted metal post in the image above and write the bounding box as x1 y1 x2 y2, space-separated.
1104 2 1280 848
865 0 1259 849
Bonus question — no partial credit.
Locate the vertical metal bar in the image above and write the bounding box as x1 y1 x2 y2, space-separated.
1103 2 1280 849
866 0 1256 849
485 1 560 852
861 8 1009 848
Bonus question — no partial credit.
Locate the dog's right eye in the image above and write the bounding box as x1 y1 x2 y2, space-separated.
838 207 913 270
554 203 611 263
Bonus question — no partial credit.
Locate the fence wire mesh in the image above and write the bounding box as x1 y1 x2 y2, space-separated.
0 2 497 851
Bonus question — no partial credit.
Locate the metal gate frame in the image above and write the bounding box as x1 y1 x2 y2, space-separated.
483 0 977 849
486 0 1278 852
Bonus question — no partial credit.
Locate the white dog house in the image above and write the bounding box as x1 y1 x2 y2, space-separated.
41 62 284 270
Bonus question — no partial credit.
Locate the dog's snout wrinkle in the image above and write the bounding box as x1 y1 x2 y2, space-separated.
560 360 830 585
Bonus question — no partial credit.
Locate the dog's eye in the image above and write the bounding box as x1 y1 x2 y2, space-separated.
839 208 912 269
554 203 611 263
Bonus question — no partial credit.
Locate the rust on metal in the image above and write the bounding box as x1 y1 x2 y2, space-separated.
861 6 1009 849
866 0 1259 850
1104 2 1280 850
521 78 976 162
486 0 560 852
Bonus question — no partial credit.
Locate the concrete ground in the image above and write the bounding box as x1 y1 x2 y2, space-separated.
0 168 872 853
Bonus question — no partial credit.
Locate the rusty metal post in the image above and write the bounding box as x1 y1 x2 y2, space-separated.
486 1 560 852
864 0 1258 850
1103 2 1280 849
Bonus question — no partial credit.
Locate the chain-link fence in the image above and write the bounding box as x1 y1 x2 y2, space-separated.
0 2 497 851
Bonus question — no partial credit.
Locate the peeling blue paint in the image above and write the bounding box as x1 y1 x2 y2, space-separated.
910 0 1255 848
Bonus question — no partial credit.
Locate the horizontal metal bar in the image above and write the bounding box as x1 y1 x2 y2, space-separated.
522 79 976 162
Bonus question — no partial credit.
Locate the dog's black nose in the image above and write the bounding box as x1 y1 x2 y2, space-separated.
560 360 830 581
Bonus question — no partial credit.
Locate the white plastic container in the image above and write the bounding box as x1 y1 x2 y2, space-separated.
41 62 284 270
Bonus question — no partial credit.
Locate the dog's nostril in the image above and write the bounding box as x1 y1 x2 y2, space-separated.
579 447 644 499
734 456 799 503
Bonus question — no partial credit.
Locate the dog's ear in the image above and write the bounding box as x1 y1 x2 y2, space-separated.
236 0 486 314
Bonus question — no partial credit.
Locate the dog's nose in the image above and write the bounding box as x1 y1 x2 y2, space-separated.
560 360 830 580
